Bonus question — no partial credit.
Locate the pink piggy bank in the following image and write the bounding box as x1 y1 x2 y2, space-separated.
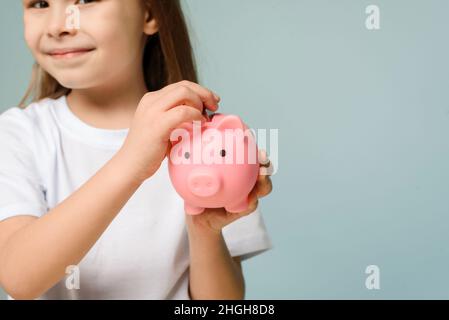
168 113 260 215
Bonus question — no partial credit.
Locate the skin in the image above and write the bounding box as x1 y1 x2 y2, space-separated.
23 0 154 128
0 0 273 300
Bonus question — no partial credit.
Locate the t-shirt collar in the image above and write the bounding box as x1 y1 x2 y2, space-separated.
53 95 129 150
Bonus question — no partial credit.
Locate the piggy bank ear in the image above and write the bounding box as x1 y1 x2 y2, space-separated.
170 122 193 146
215 115 245 130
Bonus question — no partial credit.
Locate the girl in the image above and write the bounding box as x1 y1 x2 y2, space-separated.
0 0 273 300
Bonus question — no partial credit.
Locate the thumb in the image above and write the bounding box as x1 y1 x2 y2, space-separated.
165 143 171 158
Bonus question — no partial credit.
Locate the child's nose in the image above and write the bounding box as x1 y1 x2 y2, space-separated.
46 5 78 38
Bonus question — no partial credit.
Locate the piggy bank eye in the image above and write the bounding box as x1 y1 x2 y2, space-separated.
220 149 226 157
184 152 190 159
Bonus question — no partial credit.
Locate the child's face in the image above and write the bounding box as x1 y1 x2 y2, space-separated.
22 0 158 90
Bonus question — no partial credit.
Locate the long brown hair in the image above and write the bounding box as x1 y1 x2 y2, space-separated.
19 0 198 108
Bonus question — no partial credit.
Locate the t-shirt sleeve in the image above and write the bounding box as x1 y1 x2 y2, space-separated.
0 107 48 222
222 206 273 261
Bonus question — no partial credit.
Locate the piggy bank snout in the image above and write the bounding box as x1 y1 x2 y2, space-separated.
187 169 221 197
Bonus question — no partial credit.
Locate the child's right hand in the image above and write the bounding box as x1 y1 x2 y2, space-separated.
118 80 220 183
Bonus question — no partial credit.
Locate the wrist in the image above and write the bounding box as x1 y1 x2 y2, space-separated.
111 149 147 187
186 215 223 239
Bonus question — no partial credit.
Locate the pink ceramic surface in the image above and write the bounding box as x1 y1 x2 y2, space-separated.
168 113 260 215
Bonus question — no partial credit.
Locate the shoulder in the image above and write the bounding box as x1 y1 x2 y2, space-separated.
1 96 62 134
0 97 62 153
1 97 59 128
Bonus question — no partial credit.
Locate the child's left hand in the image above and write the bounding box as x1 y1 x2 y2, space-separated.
185 150 273 235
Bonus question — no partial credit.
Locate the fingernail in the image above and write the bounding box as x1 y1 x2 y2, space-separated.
213 93 221 102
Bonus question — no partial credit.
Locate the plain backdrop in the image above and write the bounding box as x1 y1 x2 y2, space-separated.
1 0 449 299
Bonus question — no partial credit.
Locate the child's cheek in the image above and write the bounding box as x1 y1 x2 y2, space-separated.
23 20 39 54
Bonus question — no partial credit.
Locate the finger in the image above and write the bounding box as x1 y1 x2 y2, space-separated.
155 85 205 115
238 198 259 217
229 187 259 217
258 149 273 175
165 143 171 158
161 106 206 138
258 149 270 166
179 81 220 111
259 160 274 176
160 80 220 112
255 176 273 198
260 161 271 168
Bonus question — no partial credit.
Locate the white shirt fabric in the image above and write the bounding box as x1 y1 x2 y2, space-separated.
0 95 273 300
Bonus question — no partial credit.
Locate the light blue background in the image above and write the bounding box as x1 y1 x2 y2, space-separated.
1 0 449 299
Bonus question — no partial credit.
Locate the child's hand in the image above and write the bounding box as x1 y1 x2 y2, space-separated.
118 81 220 183
185 150 274 235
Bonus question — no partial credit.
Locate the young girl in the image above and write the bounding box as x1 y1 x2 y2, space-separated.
0 0 273 300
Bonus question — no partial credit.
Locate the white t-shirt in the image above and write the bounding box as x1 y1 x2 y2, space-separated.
0 95 273 300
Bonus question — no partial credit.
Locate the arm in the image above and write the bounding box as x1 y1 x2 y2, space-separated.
0 150 142 300
187 221 245 300
186 149 273 300
0 81 220 300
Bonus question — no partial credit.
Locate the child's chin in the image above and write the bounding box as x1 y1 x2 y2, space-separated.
54 76 97 90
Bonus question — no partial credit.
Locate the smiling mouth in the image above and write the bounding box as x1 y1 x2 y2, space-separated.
48 48 95 59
